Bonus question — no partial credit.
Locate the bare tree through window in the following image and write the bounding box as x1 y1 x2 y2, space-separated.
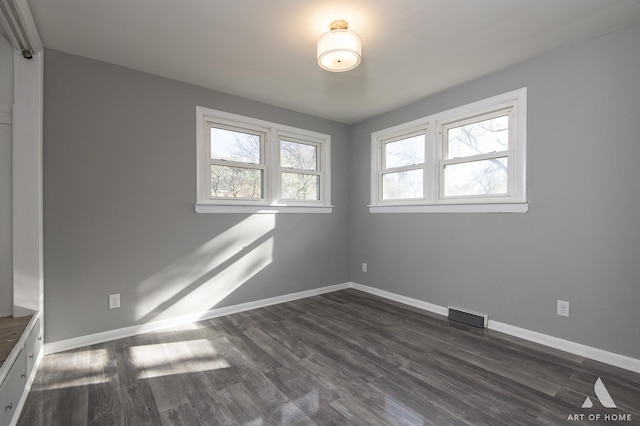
210 128 263 198
280 140 320 201
445 115 509 196
381 134 425 200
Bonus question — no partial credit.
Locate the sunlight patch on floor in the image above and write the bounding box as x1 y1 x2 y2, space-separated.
129 338 230 379
32 348 109 391
386 397 424 425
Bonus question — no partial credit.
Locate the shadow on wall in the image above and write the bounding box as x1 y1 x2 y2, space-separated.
134 214 276 323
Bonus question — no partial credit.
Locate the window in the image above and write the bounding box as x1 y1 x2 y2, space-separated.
196 107 331 213
280 136 322 201
209 124 266 200
441 110 511 198
380 130 426 201
370 88 527 213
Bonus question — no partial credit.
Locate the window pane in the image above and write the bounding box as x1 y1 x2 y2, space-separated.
385 135 425 169
281 140 317 171
210 165 262 198
281 172 320 201
444 158 508 196
447 115 508 159
382 169 423 200
210 127 261 164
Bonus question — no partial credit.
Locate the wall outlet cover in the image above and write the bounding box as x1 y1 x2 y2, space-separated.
557 300 569 317
109 293 121 309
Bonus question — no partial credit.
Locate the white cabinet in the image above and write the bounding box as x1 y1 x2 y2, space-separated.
0 315 41 426
0 349 25 426
24 319 41 378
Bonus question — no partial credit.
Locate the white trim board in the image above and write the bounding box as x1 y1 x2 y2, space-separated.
45 281 640 374
44 283 350 354
350 282 448 316
350 282 640 374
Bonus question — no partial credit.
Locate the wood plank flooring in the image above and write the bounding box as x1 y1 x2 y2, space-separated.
17 290 640 425
0 315 32 367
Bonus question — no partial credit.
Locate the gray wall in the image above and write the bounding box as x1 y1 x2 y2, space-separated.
0 37 13 317
349 23 640 359
45 22 640 359
44 50 350 342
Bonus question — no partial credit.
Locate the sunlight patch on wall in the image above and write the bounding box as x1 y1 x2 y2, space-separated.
135 215 275 322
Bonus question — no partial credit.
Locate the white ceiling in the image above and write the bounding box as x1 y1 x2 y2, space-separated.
26 0 640 124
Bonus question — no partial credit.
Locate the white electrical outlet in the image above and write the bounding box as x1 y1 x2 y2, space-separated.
109 293 121 309
362 262 368 273
557 300 569 317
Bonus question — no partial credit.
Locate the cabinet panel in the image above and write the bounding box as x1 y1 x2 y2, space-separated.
24 319 41 378
0 349 25 426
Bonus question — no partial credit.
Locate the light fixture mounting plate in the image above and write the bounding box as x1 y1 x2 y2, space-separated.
329 20 349 30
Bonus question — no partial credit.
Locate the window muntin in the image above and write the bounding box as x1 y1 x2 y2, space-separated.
370 88 527 213
196 107 332 213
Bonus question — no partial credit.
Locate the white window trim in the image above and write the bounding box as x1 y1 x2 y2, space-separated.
196 107 332 213
370 88 527 213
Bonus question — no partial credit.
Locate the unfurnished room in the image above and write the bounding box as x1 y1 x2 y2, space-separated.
1 1 640 425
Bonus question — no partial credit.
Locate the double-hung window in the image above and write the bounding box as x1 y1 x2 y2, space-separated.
208 123 267 201
279 135 323 201
379 129 427 201
370 88 527 213
440 109 512 199
196 107 332 213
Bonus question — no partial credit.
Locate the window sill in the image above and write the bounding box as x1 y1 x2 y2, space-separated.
196 204 334 214
368 202 528 214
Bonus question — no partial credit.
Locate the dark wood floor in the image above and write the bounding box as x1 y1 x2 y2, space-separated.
0 315 32 367
18 290 640 425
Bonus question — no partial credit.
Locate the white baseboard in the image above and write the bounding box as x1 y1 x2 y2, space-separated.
487 321 640 374
350 282 640 374
45 281 640 374
45 282 350 354
349 282 448 316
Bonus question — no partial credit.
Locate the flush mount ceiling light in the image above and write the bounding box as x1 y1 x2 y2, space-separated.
317 20 362 72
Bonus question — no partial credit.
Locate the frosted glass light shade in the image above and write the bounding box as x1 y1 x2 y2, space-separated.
317 28 362 72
